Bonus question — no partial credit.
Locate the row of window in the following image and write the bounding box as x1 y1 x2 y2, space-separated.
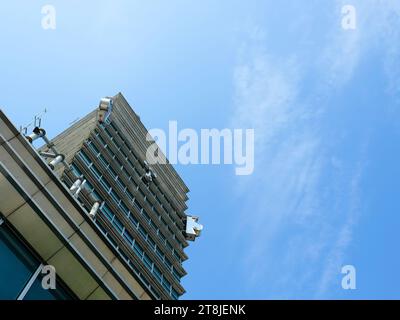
87 136 185 257
101 122 185 232
99 126 183 234
102 202 182 283
68 163 180 300
96 206 180 300
94 218 163 299
75 152 183 276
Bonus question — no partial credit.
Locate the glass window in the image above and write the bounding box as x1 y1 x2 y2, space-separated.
70 164 82 177
156 247 164 261
91 190 102 202
118 248 129 263
159 232 166 243
106 146 115 159
116 178 126 192
110 189 120 204
101 204 114 222
95 220 107 235
172 268 181 282
133 199 143 213
126 190 134 202
153 208 160 218
153 265 162 282
143 211 151 223
79 151 92 167
110 122 119 133
96 133 107 147
114 156 123 169
166 241 173 252
129 260 140 274
149 220 158 232
100 178 111 192
83 180 93 192
128 214 139 228
140 274 150 288
171 288 179 300
120 148 128 160
122 167 130 179
107 235 118 248
147 237 156 250
162 278 171 293
127 159 135 170
173 251 181 262
108 166 117 179
104 127 113 139
90 165 102 180
165 258 172 271
139 188 146 199
88 141 100 155
0 226 39 299
98 154 108 168
133 242 144 258
138 225 147 239
130 179 138 189
112 216 124 234
119 202 129 216
123 230 133 246
143 253 153 270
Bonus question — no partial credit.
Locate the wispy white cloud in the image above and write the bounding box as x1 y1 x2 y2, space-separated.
230 0 400 298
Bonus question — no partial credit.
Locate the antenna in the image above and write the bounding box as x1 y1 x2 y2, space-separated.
20 108 48 134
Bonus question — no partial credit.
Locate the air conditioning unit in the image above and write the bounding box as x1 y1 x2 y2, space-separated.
184 215 203 241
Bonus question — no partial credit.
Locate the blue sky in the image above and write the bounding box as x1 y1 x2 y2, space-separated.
1 0 400 299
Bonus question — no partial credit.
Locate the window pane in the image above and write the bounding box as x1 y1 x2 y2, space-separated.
101 204 114 221
116 178 125 191
0 226 39 299
147 237 156 250
143 253 152 270
79 151 92 167
123 230 133 246
112 216 124 234
96 133 107 146
70 164 82 177
100 177 111 191
128 214 138 228
126 190 134 202
153 265 162 282
133 242 144 258
108 166 117 179
98 155 108 168
138 225 147 239
119 202 129 216
171 288 179 300
133 199 143 213
90 165 102 180
162 278 171 292
110 189 120 204
88 141 100 155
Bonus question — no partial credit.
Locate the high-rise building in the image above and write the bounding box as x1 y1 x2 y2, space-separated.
0 93 202 300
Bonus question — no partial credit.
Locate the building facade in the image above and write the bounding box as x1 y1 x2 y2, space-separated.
0 93 202 300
